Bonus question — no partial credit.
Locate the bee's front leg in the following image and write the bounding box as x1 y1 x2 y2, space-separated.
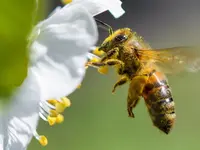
87 48 119 66
100 47 119 62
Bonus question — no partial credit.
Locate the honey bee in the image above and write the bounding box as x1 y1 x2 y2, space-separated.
87 19 200 134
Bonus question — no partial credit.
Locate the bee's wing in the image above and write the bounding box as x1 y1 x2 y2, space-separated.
137 46 200 74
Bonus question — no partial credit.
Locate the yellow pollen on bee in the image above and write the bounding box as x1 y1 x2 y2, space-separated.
92 47 105 56
61 0 72 4
56 114 64 124
98 66 109 74
39 135 48 146
47 116 57 126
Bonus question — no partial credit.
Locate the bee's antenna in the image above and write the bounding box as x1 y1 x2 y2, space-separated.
95 18 113 35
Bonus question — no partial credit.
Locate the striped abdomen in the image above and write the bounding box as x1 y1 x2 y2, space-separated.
142 70 176 134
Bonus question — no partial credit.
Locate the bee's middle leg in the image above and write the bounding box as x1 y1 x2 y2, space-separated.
112 76 128 93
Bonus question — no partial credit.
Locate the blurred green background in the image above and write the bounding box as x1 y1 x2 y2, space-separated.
2 0 199 149
0 0 46 103
0 0 34 99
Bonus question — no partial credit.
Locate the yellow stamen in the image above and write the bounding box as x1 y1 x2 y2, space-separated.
50 110 58 117
47 99 57 105
56 114 64 124
77 84 81 89
90 57 99 63
47 116 57 126
98 66 109 74
61 0 72 4
55 97 71 113
55 103 65 113
93 47 105 56
39 135 48 146
61 97 71 107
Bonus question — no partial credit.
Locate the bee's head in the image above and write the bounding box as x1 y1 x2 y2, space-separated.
99 28 133 52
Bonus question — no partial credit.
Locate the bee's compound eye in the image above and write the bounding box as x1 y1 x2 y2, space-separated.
114 34 127 42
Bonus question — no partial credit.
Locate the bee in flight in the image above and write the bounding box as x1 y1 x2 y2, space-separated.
87 19 200 134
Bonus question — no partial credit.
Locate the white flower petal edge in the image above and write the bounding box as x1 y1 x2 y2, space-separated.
3 69 41 150
30 3 98 100
67 0 125 18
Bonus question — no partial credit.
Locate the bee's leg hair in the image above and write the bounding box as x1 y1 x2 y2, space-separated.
91 59 124 68
112 76 128 93
100 48 119 62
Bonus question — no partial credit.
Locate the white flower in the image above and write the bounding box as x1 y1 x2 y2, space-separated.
0 0 125 150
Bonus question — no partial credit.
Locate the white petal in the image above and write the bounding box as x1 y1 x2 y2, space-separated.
1 69 41 150
30 4 98 100
48 6 61 17
68 0 125 18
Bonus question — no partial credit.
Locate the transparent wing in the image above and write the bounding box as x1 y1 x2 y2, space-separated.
136 46 200 74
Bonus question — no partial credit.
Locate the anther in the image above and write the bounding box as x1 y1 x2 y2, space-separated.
98 66 109 74
33 131 48 146
49 109 58 117
47 116 57 126
39 135 48 146
47 99 57 105
61 97 71 107
55 97 71 113
56 114 64 124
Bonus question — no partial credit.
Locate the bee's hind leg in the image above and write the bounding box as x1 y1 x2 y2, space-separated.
112 76 128 93
127 95 140 118
127 75 148 118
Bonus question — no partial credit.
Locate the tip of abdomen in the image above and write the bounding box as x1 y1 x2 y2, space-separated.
152 113 176 134
158 123 173 134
